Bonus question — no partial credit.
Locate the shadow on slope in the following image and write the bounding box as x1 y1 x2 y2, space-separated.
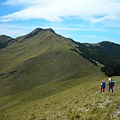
73 41 120 66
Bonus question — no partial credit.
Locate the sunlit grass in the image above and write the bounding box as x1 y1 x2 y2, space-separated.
0 76 119 120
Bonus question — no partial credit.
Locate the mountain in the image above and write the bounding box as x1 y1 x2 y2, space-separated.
0 28 120 97
16 28 55 41
0 35 15 49
72 41 120 66
0 28 99 97
0 28 120 120
70 41 120 76
0 28 120 94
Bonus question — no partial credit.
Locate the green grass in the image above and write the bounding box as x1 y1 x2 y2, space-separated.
0 76 120 120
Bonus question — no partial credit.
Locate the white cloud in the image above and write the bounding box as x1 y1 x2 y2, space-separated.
0 23 35 37
0 8 62 22
0 0 120 23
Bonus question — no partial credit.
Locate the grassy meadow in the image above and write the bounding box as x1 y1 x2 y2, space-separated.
0 75 120 120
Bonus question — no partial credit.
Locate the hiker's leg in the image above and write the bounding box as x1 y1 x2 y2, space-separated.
108 86 110 92
111 87 113 93
103 88 105 92
100 88 102 92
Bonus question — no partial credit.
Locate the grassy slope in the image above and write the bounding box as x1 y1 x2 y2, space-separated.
0 28 120 120
0 28 98 97
0 29 94 96
0 75 120 120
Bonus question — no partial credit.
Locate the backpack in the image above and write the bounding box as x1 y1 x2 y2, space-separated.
110 80 115 86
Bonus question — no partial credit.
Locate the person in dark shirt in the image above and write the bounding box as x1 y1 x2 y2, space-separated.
108 78 115 93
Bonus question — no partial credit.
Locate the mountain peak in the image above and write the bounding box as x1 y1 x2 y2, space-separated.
98 41 120 47
45 28 55 33
32 28 55 34
0 35 15 49
24 28 43 39
24 28 55 39
0 35 12 43
33 28 43 33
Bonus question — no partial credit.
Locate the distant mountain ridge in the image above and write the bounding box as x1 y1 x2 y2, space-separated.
72 41 120 66
0 28 120 67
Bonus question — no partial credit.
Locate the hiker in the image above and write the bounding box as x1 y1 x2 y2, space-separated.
100 80 106 93
108 78 111 92
108 78 115 93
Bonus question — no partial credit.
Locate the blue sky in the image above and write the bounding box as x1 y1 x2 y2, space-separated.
0 0 120 44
